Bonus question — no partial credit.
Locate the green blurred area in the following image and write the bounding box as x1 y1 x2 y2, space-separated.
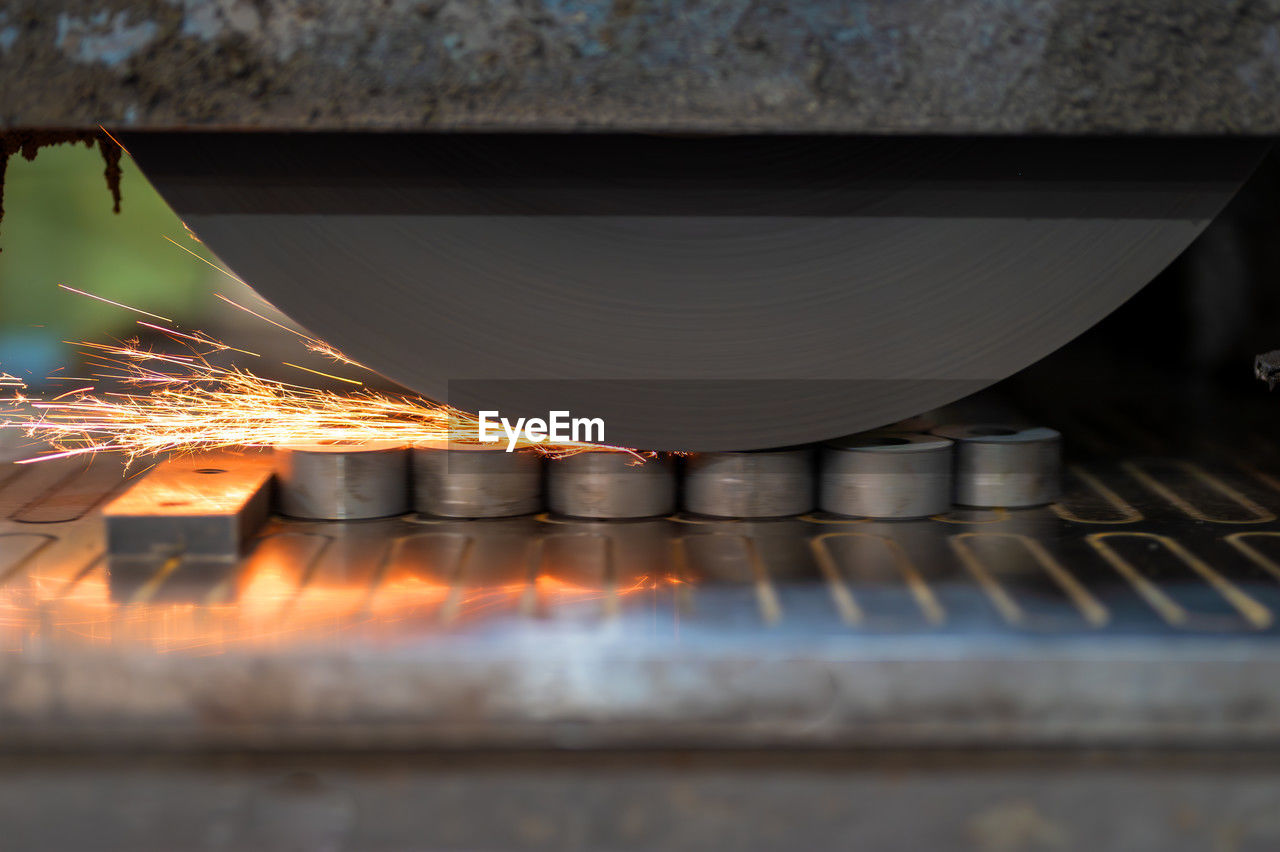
0 143 218 382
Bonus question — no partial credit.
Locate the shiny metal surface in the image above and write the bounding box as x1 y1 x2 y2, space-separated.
412 444 543 518
819 432 953 518
682 449 813 518
103 452 273 561
123 134 1264 450
934 424 1062 508
274 441 409 520
6 396 1280 749
546 452 676 519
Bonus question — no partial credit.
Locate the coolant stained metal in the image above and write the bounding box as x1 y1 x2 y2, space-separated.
546 452 676 519
274 441 409 520
932 424 1062 508
412 442 543 518
683 449 814 518
819 432 953 519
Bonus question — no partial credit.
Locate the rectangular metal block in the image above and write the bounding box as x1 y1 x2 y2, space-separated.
102 453 274 560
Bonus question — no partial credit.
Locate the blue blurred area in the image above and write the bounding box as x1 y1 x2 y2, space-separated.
0 329 61 382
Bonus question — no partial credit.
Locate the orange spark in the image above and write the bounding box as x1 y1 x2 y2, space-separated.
58 284 172 322
6 286 638 463
10 338 630 463
137 321 260 357
214 293 320 344
162 235 246 285
304 339 370 370
96 125 130 156
282 362 363 386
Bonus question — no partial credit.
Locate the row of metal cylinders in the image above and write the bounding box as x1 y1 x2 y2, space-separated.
273 424 1061 521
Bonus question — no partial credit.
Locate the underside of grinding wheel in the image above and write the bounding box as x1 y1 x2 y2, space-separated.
123 133 1267 451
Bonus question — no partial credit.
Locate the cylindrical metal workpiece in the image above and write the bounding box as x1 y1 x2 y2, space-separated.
274 441 410 520
683 449 813 518
931 424 1061 508
547 452 676 519
820 432 954 519
412 442 543 518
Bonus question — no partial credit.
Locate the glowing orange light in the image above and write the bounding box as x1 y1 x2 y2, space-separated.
0 535 680 653
2 286 640 464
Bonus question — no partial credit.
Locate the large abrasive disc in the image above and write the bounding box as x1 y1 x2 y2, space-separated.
125 134 1264 450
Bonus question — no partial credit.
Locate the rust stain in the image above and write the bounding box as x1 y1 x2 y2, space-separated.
0 128 124 252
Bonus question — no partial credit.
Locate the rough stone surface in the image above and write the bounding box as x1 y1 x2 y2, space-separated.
0 0 1279 133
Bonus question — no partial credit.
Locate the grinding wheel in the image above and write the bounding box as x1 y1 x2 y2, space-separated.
124 134 1265 451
